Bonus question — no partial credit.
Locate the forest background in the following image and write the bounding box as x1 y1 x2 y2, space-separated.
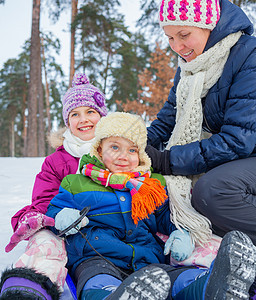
0 0 255 158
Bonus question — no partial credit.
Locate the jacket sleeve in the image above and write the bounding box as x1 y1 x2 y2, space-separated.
155 199 177 235
46 175 78 217
169 46 256 175
147 69 180 149
11 152 78 231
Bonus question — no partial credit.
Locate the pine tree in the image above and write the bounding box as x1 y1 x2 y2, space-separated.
74 0 127 93
117 43 177 122
111 33 150 106
0 56 29 157
40 32 66 154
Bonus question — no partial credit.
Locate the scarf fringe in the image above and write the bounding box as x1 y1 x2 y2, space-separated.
165 176 212 245
132 178 167 225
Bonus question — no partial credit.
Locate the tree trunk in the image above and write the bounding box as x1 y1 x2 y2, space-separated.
10 119 15 157
41 37 52 155
22 74 28 156
8 104 16 157
37 48 45 157
26 0 41 156
103 50 110 94
69 0 78 87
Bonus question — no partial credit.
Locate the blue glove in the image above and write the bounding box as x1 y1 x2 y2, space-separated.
164 229 195 261
55 208 89 235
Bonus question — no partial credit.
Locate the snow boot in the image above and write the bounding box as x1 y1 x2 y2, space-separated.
81 265 171 300
0 267 61 300
107 265 171 300
249 276 256 299
172 230 256 300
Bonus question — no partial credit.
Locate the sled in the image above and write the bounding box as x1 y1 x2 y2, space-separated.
66 273 77 300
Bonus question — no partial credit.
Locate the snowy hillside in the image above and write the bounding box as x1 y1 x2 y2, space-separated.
0 157 73 299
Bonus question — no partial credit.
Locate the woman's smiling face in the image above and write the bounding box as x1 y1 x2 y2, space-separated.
164 25 211 62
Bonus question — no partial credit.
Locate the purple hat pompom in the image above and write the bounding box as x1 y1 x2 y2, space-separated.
62 73 108 126
72 73 90 87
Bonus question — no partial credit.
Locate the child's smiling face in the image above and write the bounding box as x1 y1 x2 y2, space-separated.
68 106 101 141
98 136 139 173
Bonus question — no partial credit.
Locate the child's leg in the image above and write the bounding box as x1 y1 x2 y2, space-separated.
81 274 122 299
171 230 256 300
0 229 66 300
106 265 171 300
75 258 171 300
15 229 67 291
74 257 124 298
0 267 61 300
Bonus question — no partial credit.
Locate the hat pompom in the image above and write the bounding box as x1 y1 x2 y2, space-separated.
72 73 90 87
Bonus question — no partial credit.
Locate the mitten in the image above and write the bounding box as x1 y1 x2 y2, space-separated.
5 211 55 253
164 229 195 261
145 145 172 175
55 207 89 235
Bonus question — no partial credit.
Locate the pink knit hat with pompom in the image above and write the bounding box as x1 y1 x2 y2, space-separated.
159 0 220 30
62 73 108 126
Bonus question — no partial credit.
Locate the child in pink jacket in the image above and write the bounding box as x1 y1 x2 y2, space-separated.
0 73 107 299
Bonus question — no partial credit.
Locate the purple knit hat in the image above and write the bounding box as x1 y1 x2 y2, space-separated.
62 73 108 126
159 0 220 31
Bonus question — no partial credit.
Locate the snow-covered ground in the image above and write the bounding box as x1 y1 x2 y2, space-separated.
0 157 73 299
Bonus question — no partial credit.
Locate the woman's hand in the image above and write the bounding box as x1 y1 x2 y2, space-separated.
5 212 55 253
145 145 172 175
164 229 195 261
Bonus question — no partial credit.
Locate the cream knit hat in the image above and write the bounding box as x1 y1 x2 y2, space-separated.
159 0 220 30
90 112 151 172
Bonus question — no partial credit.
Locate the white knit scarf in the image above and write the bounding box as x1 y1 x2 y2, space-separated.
164 31 242 245
63 129 95 173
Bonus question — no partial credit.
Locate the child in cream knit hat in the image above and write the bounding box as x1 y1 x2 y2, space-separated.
46 112 197 299
45 112 255 300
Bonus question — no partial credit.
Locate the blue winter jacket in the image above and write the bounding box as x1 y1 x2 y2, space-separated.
46 156 176 277
147 0 256 176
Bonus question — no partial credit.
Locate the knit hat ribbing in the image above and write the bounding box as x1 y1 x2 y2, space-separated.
90 112 151 172
62 73 108 126
159 0 220 30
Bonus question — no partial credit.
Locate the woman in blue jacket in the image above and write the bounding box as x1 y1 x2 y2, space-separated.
146 0 256 255
45 113 255 300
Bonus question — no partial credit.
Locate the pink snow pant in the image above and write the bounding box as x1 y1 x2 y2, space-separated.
14 229 67 292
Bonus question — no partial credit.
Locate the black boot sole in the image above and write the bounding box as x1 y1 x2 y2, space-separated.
205 230 256 300
107 265 171 300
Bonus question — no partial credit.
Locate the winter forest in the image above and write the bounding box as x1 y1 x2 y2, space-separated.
0 0 256 158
